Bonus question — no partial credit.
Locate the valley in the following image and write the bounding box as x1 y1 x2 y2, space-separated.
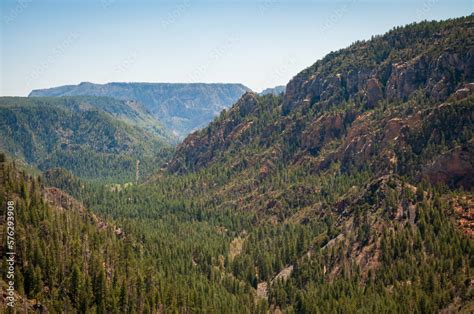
1 15 473 313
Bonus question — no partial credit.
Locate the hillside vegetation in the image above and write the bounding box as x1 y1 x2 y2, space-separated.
0 16 473 313
0 97 172 182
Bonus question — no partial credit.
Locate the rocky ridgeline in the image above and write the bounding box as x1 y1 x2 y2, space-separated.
169 17 474 189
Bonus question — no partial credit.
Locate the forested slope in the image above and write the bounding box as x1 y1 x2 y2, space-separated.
162 16 474 311
0 97 172 182
1 16 473 313
1 157 268 313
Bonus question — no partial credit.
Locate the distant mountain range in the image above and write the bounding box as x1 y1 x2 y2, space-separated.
29 82 251 138
259 85 286 95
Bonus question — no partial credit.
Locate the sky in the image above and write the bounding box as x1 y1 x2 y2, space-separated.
1 0 472 96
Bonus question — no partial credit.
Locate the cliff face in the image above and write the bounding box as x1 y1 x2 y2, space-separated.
423 143 474 189
282 18 473 114
169 17 474 188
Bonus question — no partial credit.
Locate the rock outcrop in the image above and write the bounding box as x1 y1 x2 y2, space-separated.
282 20 473 115
169 18 474 181
423 143 474 189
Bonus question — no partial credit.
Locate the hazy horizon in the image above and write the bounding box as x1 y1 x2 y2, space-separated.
1 0 472 96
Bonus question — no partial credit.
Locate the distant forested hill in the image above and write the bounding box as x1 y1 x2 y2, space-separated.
29 82 251 138
0 96 172 182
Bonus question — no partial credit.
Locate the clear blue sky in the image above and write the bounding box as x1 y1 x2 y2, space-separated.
1 0 472 96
